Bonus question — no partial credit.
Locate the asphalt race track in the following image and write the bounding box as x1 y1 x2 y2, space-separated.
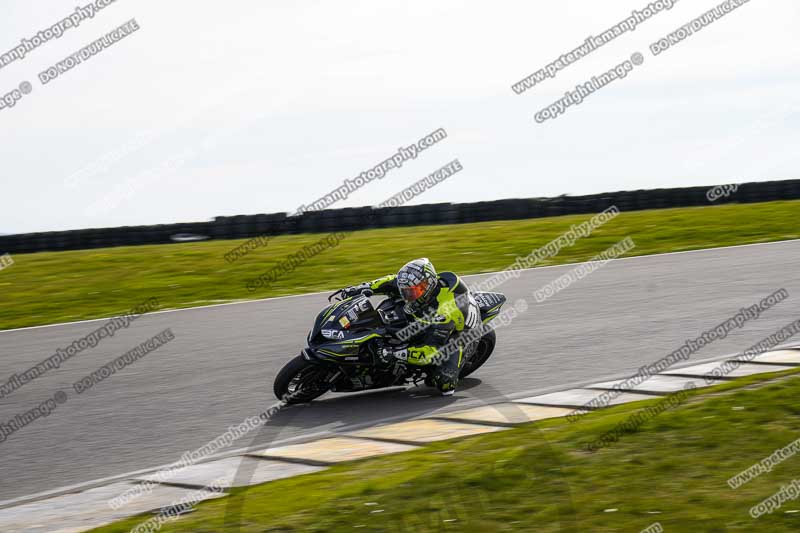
1 240 799 503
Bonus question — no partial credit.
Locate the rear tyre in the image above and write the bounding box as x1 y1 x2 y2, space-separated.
459 329 496 379
273 355 330 403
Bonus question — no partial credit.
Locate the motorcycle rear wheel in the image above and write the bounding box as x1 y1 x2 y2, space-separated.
274 355 330 403
459 329 496 379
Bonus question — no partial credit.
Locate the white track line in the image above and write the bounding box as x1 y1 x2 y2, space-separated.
3 344 798 510
2 237 798 334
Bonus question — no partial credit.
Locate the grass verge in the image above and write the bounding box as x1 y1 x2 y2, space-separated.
91 368 800 532
2 200 799 329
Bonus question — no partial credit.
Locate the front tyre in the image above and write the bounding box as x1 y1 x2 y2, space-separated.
273 355 330 403
459 329 496 379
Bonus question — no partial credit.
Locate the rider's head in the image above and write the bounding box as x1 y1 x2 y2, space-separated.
397 258 438 313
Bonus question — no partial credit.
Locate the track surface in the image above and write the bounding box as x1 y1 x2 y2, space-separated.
1 241 799 502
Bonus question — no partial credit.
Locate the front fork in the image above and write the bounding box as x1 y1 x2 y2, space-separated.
300 348 344 388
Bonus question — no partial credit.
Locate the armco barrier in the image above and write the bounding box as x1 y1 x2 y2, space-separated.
2 179 799 254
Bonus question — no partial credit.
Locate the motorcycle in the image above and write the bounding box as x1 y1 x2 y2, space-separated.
273 288 507 403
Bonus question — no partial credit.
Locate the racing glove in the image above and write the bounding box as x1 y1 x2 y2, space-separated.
378 346 408 364
342 283 374 298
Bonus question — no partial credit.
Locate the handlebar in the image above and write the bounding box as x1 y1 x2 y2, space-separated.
328 289 345 302
328 288 374 302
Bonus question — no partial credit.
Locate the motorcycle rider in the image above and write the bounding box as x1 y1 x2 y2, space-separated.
340 258 479 396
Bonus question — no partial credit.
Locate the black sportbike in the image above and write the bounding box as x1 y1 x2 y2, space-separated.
273 289 507 403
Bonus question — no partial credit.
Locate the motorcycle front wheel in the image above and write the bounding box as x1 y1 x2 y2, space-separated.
273 355 330 403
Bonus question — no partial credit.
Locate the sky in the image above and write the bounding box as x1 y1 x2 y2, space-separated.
0 0 798 234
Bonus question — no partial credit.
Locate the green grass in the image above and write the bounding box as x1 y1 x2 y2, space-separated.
1 200 798 330
90 369 800 532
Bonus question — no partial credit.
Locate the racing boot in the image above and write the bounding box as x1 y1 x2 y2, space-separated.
432 347 461 396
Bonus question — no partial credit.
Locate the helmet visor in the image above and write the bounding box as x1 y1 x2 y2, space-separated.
400 280 429 303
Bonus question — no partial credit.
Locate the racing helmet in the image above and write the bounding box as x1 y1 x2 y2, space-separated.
397 258 438 313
